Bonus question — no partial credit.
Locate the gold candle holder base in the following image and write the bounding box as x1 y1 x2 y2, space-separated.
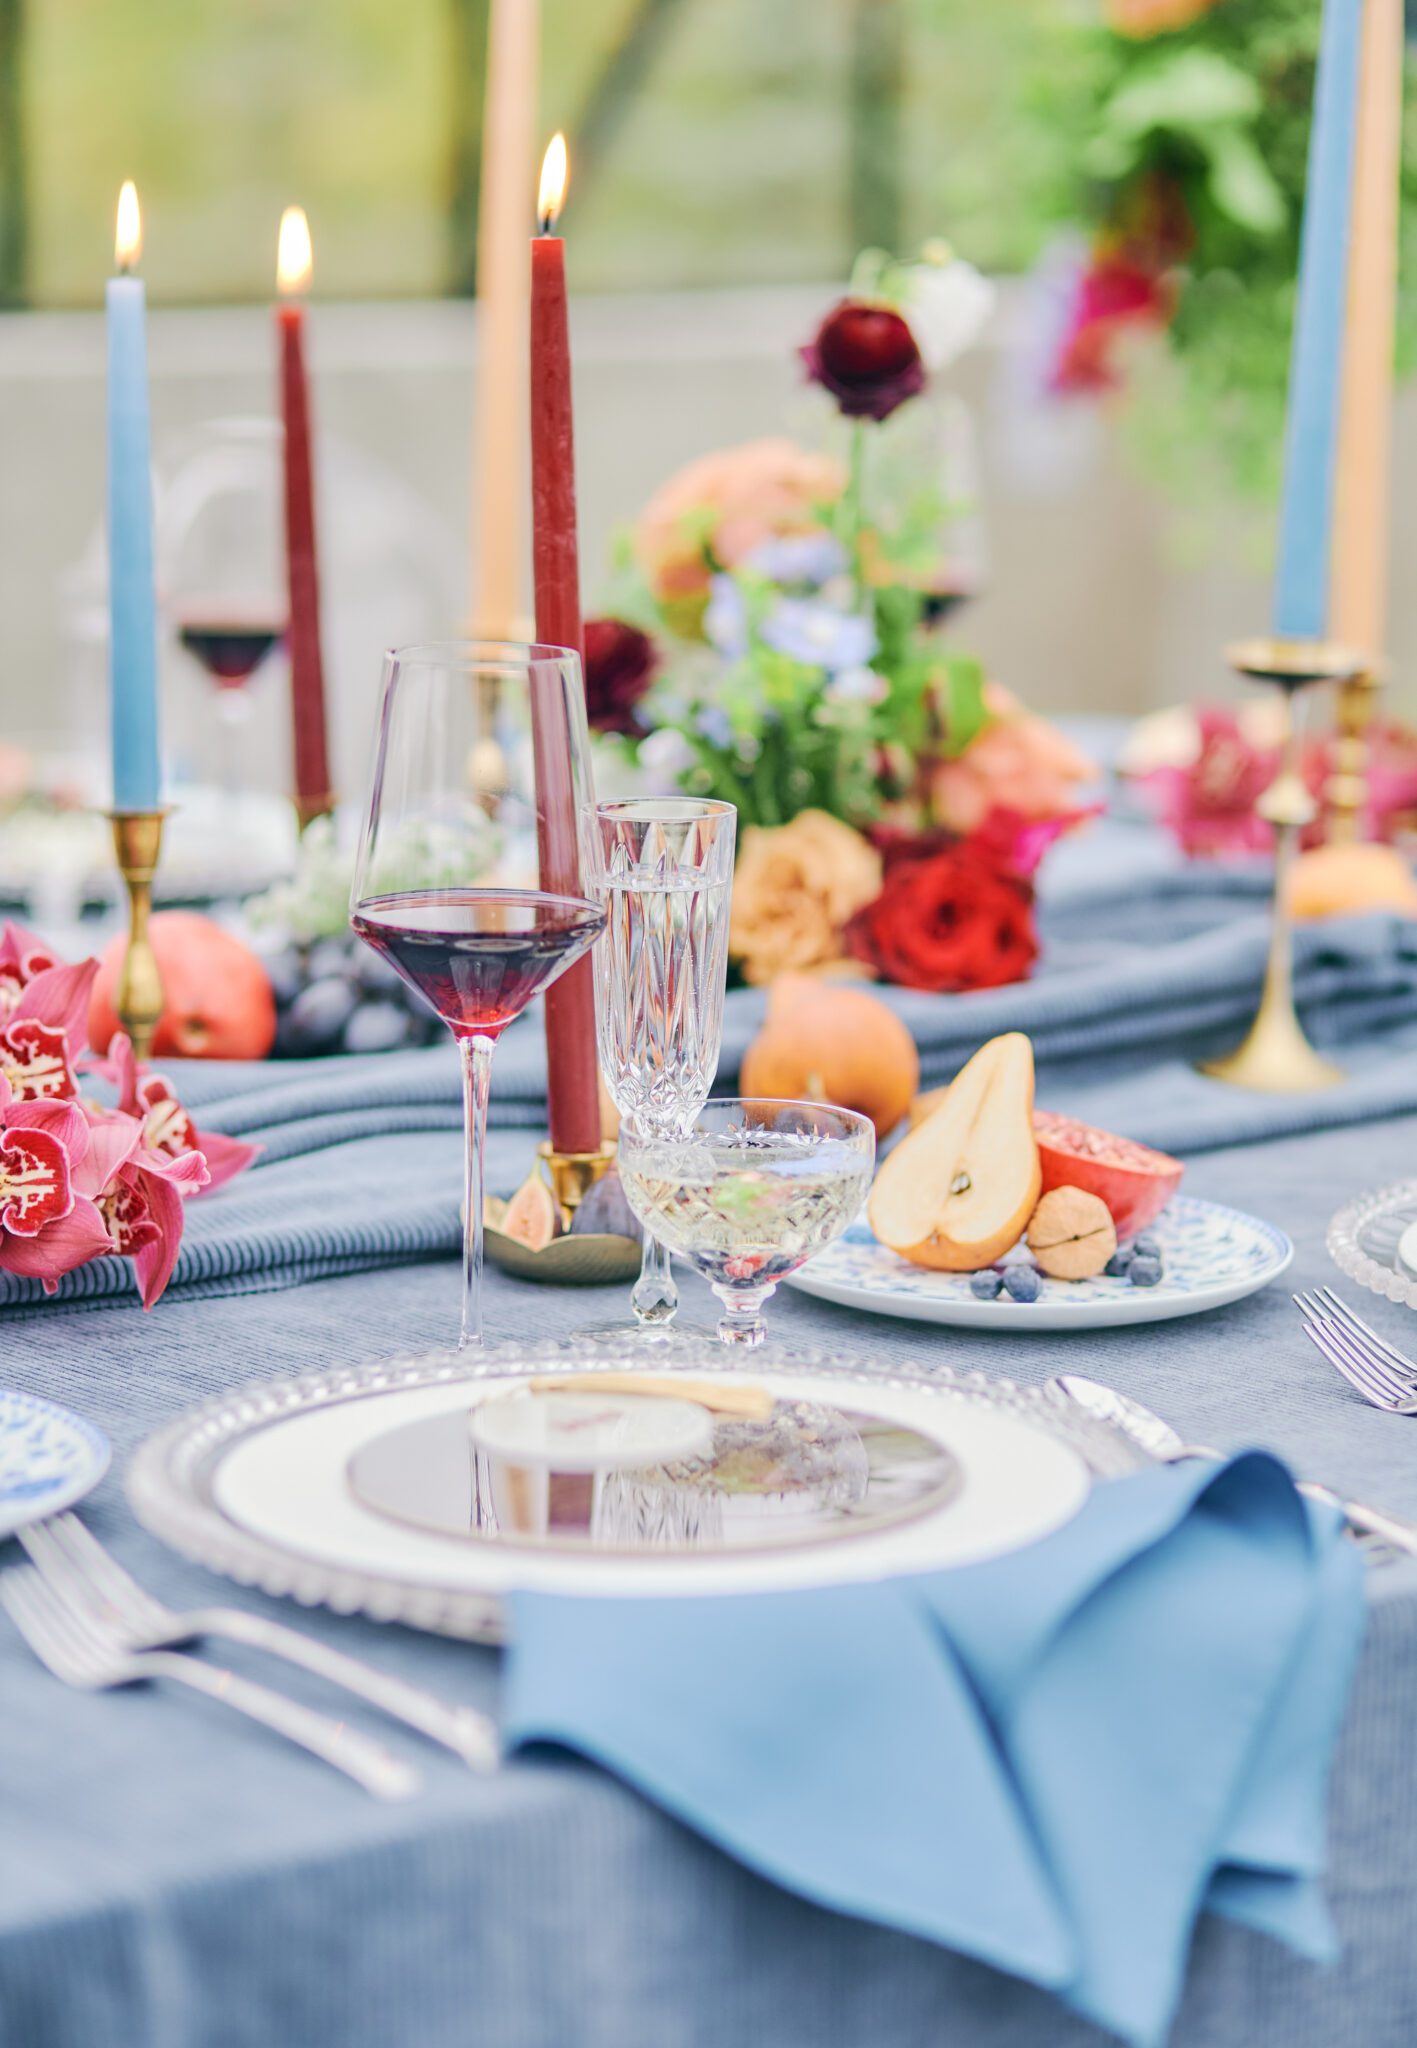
108 808 169 1062
1199 638 1363 1095
483 1139 638 1286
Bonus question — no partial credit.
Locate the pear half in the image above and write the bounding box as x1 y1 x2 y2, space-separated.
869 1032 1041 1271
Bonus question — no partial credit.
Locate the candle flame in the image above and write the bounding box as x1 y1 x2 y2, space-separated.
537 134 569 232
115 181 142 271
276 206 313 296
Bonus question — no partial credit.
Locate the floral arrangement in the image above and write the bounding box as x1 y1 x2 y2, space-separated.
1124 703 1417 855
584 248 1096 992
0 922 256 1306
1024 0 1417 501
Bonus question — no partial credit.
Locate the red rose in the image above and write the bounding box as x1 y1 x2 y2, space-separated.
583 618 658 735
845 841 1039 992
800 300 926 422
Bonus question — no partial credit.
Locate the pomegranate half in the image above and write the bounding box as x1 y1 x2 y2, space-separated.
1032 1109 1183 1240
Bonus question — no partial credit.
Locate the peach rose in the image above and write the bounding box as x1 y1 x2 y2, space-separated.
729 810 883 987
931 684 1096 835
634 437 846 631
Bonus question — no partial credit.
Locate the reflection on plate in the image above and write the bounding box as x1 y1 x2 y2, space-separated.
128 1349 1133 1641
0 1388 111 1538
347 1393 961 1556
786 1195 1293 1331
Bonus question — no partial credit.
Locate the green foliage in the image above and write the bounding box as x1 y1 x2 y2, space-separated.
1021 0 1417 506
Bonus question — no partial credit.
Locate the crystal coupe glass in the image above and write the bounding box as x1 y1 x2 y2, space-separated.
591 797 736 1335
350 642 604 1349
618 1099 875 1348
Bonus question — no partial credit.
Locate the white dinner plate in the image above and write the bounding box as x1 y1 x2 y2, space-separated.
785 1195 1293 1332
127 1348 1142 1642
0 1388 111 1538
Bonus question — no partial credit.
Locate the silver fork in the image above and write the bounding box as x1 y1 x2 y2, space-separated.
20 1514 497 1771
1295 1287 1417 1414
1 1566 420 1800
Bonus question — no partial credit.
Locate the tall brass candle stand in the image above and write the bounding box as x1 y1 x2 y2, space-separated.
1324 664 1383 842
1200 638 1362 1093
108 809 168 1061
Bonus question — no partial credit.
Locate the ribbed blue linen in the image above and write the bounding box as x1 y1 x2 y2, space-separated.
504 1457 1364 2048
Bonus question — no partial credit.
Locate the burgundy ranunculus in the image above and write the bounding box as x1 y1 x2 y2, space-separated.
800 299 926 422
583 618 658 735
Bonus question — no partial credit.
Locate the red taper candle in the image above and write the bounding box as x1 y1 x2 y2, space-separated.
276 206 334 829
529 135 600 1156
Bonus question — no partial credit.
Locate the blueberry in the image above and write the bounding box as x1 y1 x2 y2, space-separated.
1129 1254 1164 1288
970 1269 1004 1300
282 976 358 1055
342 1000 414 1055
1105 1247 1135 1278
1003 1265 1042 1304
1131 1233 1162 1260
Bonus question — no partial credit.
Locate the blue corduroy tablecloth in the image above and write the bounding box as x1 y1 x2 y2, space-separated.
6 845 1417 2046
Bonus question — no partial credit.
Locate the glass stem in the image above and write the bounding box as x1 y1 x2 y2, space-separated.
632 1229 679 1327
459 1032 496 1350
715 1284 772 1348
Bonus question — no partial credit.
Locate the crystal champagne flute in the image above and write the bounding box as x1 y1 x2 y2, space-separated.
350 642 604 1349
591 797 736 1336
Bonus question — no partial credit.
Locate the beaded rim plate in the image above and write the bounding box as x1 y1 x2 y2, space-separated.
785 1195 1293 1331
0 1388 111 1538
126 1345 1148 1644
1327 1180 1417 1311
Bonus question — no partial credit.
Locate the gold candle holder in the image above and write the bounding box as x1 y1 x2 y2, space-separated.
537 1138 618 1222
1200 638 1363 1093
108 808 169 1062
294 790 337 834
1324 663 1384 843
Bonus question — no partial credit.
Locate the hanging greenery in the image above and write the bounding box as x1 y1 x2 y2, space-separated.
1022 0 1417 505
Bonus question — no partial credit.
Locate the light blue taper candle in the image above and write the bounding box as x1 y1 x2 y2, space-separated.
1272 0 1364 640
106 180 161 811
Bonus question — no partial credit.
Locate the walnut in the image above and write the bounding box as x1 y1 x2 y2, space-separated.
1026 1186 1117 1281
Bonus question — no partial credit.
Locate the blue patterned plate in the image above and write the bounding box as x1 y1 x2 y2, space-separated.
0 1389 111 1538
785 1195 1293 1332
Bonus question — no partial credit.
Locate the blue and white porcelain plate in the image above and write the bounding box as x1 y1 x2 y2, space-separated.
786 1195 1293 1332
0 1389 111 1538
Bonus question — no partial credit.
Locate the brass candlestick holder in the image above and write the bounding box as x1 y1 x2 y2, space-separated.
1325 663 1384 843
1200 638 1363 1093
108 808 169 1061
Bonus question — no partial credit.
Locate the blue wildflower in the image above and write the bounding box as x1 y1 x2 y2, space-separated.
740 532 847 587
760 598 877 674
703 575 749 660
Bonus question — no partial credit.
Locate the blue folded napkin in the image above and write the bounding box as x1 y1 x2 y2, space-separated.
502 1453 1365 2048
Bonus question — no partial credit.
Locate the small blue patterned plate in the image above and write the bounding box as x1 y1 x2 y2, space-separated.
786 1195 1293 1332
0 1389 111 1538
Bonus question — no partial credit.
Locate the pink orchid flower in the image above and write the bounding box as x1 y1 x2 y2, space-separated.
0 920 60 1017
0 924 98 1106
74 1107 209 1309
0 1076 114 1293
91 1032 259 1192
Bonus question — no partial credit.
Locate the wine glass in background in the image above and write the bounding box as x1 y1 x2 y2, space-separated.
617 1100 875 1350
590 797 736 1339
350 642 604 1350
159 419 288 755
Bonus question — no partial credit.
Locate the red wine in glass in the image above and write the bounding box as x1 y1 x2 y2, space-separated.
350 888 605 1039
177 611 286 689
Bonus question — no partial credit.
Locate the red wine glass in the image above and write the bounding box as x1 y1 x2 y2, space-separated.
350 642 604 1350
160 418 288 736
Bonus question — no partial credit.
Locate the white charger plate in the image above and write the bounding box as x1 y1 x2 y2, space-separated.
1 1388 111 1538
126 1348 1141 1643
785 1195 1293 1332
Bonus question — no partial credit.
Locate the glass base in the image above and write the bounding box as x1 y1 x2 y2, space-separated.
573 1319 718 1349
